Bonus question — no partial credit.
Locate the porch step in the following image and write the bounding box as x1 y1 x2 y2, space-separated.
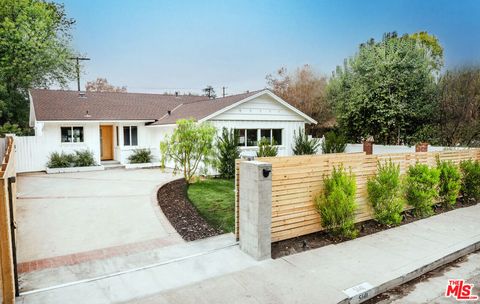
101 161 125 170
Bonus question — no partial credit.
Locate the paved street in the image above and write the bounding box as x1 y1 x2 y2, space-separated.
368 251 480 304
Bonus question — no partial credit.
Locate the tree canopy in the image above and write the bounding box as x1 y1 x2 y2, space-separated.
86 78 127 92
0 0 76 131
266 65 333 136
327 32 440 145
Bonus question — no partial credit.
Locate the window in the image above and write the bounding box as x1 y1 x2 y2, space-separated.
272 129 282 145
260 129 271 142
61 127 84 143
246 129 257 146
234 128 282 147
237 129 246 147
116 126 119 146
123 126 138 146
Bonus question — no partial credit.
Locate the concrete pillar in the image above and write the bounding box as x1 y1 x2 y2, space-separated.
239 161 272 260
363 140 374 155
416 142 429 152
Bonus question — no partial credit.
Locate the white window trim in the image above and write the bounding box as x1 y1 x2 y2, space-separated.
60 126 85 144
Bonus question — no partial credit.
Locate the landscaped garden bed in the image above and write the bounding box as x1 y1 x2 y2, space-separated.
271 198 478 259
157 178 223 241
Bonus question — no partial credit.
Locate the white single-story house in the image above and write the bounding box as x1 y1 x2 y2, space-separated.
20 88 316 172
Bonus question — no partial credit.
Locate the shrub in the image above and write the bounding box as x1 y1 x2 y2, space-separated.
47 152 75 168
257 137 278 157
128 148 153 164
367 160 404 226
74 150 97 167
321 131 347 154
315 165 357 238
47 150 96 168
437 159 461 208
460 159 480 201
292 128 320 155
216 128 240 179
405 163 440 217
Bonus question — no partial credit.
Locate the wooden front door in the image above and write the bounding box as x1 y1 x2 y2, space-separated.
100 125 114 160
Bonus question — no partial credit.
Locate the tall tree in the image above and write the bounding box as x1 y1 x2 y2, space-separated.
86 78 127 92
0 0 76 131
436 67 480 147
266 65 332 136
327 32 439 145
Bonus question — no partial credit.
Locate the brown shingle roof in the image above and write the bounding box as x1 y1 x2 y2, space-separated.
29 89 261 122
151 90 263 125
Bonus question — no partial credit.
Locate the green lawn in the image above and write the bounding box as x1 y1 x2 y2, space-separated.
187 179 235 233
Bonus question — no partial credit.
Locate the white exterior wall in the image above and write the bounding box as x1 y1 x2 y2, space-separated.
209 94 307 157
16 121 101 172
209 120 304 157
18 93 311 172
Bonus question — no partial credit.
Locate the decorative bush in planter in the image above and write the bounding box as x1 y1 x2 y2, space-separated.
46 150 99 172
405 163 440 217
315 165 357 239
367 160 404 226
128 148 153 164
47 152 76 168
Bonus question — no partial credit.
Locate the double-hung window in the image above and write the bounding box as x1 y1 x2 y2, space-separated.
61 126 84 143
123 126 138 146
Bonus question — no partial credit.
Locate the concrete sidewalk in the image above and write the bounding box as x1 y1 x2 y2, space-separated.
19 204 480 304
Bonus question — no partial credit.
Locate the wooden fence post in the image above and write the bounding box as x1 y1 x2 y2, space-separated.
0 177 15 303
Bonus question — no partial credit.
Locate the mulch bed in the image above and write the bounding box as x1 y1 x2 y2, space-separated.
271 198 478 259
157 178 223 241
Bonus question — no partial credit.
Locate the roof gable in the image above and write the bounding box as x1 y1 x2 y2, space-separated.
199 90 317 124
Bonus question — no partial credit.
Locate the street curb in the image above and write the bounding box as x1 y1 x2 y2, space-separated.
338 240 480 304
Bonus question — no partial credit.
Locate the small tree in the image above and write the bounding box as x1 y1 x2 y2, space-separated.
367 160 404 225
160 119 216 183
257 138 278 157
292 128 320 155
321 131 347 154
216 128 240 179
315 165 357 238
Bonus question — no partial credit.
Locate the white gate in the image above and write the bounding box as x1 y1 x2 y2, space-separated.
15 136 50 173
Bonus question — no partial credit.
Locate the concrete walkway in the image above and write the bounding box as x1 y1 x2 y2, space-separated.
16 168 182 268
18 204 480 304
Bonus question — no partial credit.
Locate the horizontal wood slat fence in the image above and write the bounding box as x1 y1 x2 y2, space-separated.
235 149 480 242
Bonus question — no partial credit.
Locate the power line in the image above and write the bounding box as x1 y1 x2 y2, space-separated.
69 57 90 91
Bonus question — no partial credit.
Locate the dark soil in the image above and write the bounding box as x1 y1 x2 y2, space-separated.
271 198 478 259
157 178 222 241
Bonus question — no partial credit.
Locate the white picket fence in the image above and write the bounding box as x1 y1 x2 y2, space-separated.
15 136 50 173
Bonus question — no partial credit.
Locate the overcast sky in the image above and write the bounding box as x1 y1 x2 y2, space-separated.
59 0 480 95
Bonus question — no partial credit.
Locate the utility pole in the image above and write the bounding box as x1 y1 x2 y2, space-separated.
70 56 90 91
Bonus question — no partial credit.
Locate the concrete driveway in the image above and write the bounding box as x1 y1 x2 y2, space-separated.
16 168 183 267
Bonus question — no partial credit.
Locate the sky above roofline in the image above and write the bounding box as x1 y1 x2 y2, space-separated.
59 0 480 95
